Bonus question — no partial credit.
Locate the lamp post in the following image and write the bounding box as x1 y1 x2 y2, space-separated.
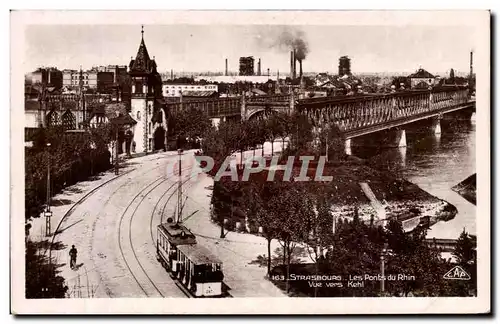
380 242 388 294
111 114 128 176
45 143 52 237
115 125 119 175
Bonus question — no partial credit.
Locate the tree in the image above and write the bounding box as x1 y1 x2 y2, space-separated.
453 229 476 266
245 119 262 156
317 123 346 162
265 114 284 156
267 182 314 293
392 76 411 90
233 120 252 167
168 107 212 149
289 112 313 152
384 220 452 297
25 240 68 298
274 112 293 151
25 125 112 223
449 68 455 83
448 229 477 296
248 180 277 275
324 217 385 297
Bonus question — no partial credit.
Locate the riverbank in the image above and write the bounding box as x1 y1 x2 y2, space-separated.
452 174 476 205
211 154 458 233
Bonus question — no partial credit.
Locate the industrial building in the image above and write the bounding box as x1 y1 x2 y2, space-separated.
239 56 255 76
25 67 63 89
338 56 352 77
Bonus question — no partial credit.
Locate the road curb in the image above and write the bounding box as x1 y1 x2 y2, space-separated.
47 167 136 254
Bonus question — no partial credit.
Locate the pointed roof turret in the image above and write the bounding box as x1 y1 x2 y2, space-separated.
130 25 155 74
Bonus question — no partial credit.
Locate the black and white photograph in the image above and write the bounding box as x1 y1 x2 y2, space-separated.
10 10 490 314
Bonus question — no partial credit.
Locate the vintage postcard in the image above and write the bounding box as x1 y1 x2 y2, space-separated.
11 10 490 314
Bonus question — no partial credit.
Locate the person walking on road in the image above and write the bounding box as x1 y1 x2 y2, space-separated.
69 245 77 270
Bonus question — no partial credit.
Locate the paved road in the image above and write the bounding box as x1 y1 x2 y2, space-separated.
51 148 284 298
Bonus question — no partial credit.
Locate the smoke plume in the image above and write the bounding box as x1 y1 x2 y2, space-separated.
276 29 309 60
254 26 309 60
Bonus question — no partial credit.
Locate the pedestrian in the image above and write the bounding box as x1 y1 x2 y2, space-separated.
69 245 77 270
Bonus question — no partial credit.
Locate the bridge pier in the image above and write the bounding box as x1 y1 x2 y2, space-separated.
455 108 474 120
347 127 407 154
384 128 407 148
211 117 222 128
430 117 442 135
344 138 352 155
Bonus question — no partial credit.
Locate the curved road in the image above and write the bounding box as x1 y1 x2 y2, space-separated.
52 150 284 298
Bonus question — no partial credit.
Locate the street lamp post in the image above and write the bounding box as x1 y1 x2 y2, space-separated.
380 242 388 294
45 143 52 237
115 126 119 175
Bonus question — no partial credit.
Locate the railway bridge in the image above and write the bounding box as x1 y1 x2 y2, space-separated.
297 87 475 153
166 87 475 152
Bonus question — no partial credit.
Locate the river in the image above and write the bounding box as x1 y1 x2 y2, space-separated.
352 115 476 240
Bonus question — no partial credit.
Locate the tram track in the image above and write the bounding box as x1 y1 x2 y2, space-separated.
52 158 169 298
117 165 191 297
88 164 168 297
147 171 234 298
118 161 200 298
147 176 199 298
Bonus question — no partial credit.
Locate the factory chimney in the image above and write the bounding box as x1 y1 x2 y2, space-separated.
469 51 473 89
267 68 270 77
257 58 261 76
225 58 228 76
299 59 303 79
170 69 173 80
293 49 297 79
290 51 295 79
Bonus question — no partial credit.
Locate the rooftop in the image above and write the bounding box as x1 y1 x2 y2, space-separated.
177 244 222 265
408 68 435 79
129 28 157 74
181 90 218 97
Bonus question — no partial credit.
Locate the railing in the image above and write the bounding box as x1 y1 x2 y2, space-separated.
247 94 290 103
167 97 242 118
299 88 473 132
164 88 474 125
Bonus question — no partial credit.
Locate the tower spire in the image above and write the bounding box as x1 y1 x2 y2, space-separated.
141 25 144 39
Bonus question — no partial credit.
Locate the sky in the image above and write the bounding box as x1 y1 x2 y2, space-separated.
24 24 477 76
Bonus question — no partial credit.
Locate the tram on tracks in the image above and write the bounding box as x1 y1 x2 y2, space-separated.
156 149 226 297
156 219 225 297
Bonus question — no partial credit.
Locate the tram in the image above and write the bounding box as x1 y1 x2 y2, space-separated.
157 219 225 297
156 149 225 297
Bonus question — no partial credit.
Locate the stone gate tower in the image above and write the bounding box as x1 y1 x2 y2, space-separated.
128 26 164 153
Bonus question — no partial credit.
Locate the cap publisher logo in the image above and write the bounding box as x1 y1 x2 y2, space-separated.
443 266 471 280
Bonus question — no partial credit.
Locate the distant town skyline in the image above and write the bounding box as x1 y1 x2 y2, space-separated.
25 24 477 76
